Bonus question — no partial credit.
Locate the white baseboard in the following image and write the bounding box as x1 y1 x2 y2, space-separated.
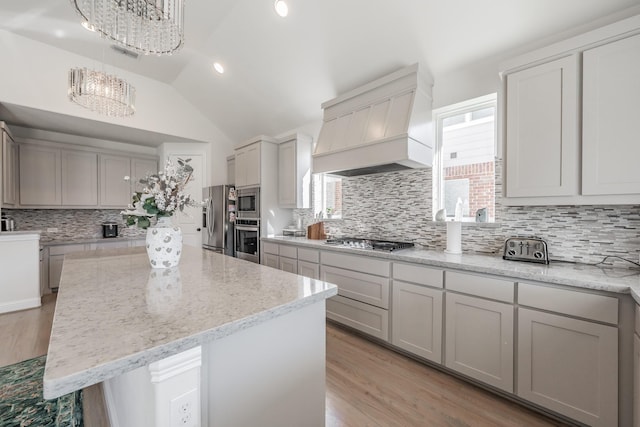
0 297 40 314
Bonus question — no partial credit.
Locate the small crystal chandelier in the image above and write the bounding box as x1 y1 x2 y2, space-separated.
70 0 184 56
68 68 136 117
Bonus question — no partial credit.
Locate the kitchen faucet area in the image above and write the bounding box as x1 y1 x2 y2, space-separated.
0 1 639 426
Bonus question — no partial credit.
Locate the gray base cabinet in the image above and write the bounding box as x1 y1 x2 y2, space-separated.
518 308 618 427
326 295 389 341
391 281 442 363
444 292 514 393
634 305 640 427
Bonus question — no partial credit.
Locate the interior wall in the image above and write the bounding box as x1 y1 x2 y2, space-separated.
0 30 230 145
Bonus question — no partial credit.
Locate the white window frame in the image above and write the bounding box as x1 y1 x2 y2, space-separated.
432 93 497 221
313 173 342 220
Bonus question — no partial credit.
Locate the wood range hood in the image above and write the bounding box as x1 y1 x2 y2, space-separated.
312 63 434 177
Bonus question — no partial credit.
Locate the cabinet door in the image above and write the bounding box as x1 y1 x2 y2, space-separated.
279 256 297 274
62 151 98 206
2 133 16 206
278 140 296 207
445 292 513 392
48 254 64 289
227 156 235 185
298 261 319 279
244 143 261 187
505 55 578 198
100 155 131 207
392 281 442 363
262 253 279 269
635 333 640 427
518 308 617 427
19 144 62 206
132 158 157 193
583 34 640 196
234 147 247 187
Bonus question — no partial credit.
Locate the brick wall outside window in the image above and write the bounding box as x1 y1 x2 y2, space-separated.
444 161 495 219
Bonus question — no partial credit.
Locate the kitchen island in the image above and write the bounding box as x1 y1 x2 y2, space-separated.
43 245 337 427
0 231 41 313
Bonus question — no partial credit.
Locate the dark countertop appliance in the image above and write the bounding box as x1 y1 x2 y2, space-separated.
102 222 118 238
325 237 414 252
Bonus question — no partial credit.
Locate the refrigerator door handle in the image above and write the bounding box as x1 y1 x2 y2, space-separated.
208 198 215 237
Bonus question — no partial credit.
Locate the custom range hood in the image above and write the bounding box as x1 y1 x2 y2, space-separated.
313 63 433 177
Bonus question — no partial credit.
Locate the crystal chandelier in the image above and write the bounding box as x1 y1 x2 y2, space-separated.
70 0 184 56
68 68 136 117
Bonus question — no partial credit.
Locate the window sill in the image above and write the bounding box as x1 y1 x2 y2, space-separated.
436 221 500 228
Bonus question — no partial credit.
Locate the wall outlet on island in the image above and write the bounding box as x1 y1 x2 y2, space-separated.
47 228 58 233
170 389 198 427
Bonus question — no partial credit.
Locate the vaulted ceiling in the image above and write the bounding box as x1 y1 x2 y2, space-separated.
1 0 639 146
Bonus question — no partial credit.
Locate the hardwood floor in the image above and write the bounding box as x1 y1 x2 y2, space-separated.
1 297 569 427
325 323 570 427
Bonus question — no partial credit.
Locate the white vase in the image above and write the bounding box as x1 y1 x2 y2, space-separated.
146 216 183 269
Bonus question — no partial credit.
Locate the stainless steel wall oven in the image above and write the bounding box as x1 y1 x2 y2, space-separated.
235 218 260 263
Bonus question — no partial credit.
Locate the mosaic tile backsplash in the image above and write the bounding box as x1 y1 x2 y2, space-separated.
4 209 147 242
295 160 640 268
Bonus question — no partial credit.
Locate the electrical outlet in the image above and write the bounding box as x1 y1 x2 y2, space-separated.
47 228 58 233
170 389 198 427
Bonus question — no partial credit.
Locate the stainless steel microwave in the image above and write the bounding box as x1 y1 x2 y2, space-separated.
236 186 260 218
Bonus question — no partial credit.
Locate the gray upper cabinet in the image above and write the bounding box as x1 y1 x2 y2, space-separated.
1 123 17 207
19 144 62 206
100 155 132 208
277 133 311 208
61 151 98 206
235 141 261 188
100 155 157 208
500 18 640 205
18 141 157 209
582 33 640 196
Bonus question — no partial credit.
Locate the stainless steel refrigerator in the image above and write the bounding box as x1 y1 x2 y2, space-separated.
202 185 235 256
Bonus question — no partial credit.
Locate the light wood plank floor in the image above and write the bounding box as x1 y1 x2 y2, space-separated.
1 296 570 427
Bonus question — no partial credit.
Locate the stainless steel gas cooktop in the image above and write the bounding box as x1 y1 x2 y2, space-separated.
325 237 414 252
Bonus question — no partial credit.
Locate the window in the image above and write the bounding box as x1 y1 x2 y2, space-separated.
313 174 342 219
433 94 497 222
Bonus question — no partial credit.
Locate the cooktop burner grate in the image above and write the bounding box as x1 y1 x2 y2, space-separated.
325 237 414 252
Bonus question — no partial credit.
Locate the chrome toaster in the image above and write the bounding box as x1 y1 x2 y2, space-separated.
503 237 549 264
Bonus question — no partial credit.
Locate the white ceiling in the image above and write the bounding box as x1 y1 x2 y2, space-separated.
1 0 639 146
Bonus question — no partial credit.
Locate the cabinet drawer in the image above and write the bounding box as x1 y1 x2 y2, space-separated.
297 261 319 279
263 242 279 255
321 265 390 309
279 245 297 259
519 282 618 325
297 248 319 263
326 295 389 341
446 271 514 303
321 251 390 277
48 244 86 256
393 263 443 289
88 240 130 250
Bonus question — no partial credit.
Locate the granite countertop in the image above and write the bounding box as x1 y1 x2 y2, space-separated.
40 235 146 245
263 236 640 303
43 245 337 399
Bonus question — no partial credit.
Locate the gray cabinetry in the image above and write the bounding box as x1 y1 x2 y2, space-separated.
277 133 311 208
1 123 17 206
100 155 157 208
635 304 640 427
61 151 98 206
391 263 443 363
19 144 61 206
235 141 261 188
517 282 619 427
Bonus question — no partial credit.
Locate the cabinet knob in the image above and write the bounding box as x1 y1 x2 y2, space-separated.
196 228 201 231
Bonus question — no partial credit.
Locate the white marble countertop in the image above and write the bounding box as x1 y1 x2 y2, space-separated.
43 245 337 399
263 236 640 303
40 235 145 246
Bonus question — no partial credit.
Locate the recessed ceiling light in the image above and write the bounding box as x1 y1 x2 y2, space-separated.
274 0 288 17
213 62 225 74
81 21 96 32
